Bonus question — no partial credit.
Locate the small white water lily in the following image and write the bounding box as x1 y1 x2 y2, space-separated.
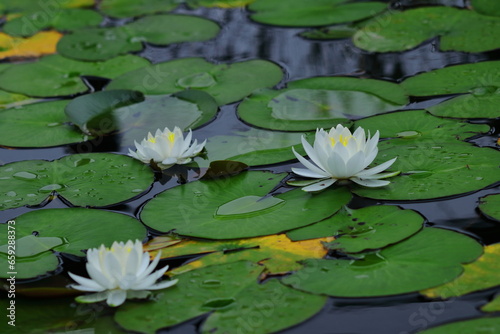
292 124 398 192
128 126 206 169
69 240 178 307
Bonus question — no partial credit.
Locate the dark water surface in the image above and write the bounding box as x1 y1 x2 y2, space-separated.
1 2 499 334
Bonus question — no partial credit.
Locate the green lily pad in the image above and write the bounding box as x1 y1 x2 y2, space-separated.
482 294 500 312
106 58 284 106
0 153 154 211
353 110 490 144
300 25 357 40
353 7 500 53
401 61 500 119
140 171 351 239
418 317 500 334
195 127 309 167
3 9 103 37
287 205 423 253
186 0 254 8
0 54 150 97
65 90 145 135
0 0 94 15
282 228 483 297
115 261 326 334
248 0 387 27
237 77 407 131
472 0 500 17
422 243 500 299
0 89 41 109
351 143 499 200
0 235 63 257
0 252 59 280
114 90 219 146
99 0 179 18
57 14 220 61
0 100 92 148
479 194 500 222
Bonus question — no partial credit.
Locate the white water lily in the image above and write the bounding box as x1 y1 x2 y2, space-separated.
128 126 206 169
69 240 177 307
292 124 398 192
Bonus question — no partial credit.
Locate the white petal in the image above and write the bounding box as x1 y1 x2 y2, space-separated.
291 167 329 179
301 178 336 192
292 147 329 177
68 272 105 291
325 151 348 178
344 151 366 175
301 136 324 170
148 278 179 290
351 178 390 187
106 289 127 307
86 261 114 290
75 291 109 303
355 157 397 178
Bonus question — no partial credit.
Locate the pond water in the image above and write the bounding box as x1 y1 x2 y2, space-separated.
0 1 499 333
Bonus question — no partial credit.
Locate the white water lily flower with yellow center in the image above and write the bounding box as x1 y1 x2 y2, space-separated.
292 125 398 192
128 126 206 169
69 240 178 307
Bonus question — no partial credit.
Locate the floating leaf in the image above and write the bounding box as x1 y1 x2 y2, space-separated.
147 234 333 276
421 243 500 299
0 153 154 211
237 77 407 131
0 54 150 97
282 228 483 297
3 9 103 37
0 89 40 109
287 205 423 253
196 127 309 167
0 100 92 148
401 61 500 119
57 14 220 61
186 0 254 8
0 0 94 15
418 317 500 334
0 252 59 280
99 0 179 18
479 194 500 223
106 58 284 106
482 294 500 312
0 31 62 59
0 208 147 278
65 90 145 135
140 171 351 239
248 0 387 27
115 262 326 334
353 7 500 53
0 235 63 257
472 0 500 17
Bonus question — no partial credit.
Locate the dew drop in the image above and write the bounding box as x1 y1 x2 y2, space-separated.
13 171 38 180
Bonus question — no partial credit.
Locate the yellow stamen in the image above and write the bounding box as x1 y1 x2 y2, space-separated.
148 137 156 143
168 132 175 143
330 137 336 146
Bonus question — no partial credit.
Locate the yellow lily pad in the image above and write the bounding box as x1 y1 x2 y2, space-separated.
482 294 500 312
0 31 61 59
421 243 500 298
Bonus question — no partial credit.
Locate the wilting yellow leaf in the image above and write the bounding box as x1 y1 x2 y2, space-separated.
0 31 62 59
146 234 334 277
421 243 500 298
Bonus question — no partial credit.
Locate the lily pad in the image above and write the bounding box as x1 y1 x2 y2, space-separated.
57 14 220 61
0 100 92 148
401 61 500 119
472 0 500 17
0 0 94 15
248 0 387 27
418 317 500 334
106 58 284 106
351 143 500 200
479 194 500 223
0 89 41 109
287 205 423 253
0 31 62 59
147 234 333 276
482 294 500 312
0 153 154 211
99 0 179 18
140 171 351 239
0 235 63 257
0 252 59 280
421 243 500 298
237 77 407 131
0 54 150 97
195 127 309 167
115 261 326 334
353 110 490 144
282 228 483 297
186 0 254 8
353 7 500 53
3 9 103 37
114 90 219 146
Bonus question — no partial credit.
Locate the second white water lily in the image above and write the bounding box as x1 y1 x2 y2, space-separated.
69 240 178 307
292 124 398 192
128 126 206 169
